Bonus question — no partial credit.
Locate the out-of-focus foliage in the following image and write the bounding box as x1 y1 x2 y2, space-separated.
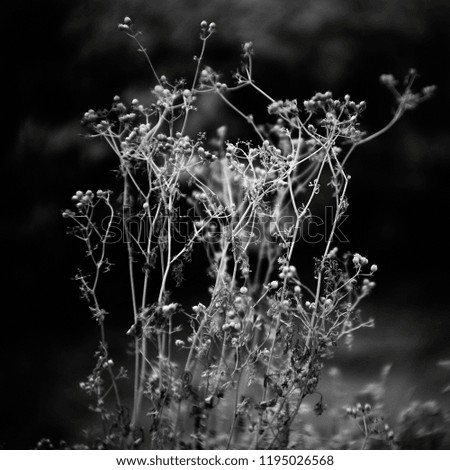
396 401 450 449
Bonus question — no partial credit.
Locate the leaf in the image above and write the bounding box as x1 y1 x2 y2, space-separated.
255 396 278 410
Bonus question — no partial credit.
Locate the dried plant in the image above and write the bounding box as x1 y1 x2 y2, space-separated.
62 17 435 449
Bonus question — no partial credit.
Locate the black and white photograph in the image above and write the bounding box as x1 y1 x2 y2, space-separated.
2 0 450 456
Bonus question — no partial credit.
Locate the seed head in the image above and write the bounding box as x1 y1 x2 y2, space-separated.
226 310 236 319
379 74 397 87
243 42 253 54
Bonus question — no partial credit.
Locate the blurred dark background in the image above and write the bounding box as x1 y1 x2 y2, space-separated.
2 0 450 448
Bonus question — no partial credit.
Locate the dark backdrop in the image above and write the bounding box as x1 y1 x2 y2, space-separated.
2 0 450 448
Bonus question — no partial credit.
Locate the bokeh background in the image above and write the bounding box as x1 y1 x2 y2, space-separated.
2 0 450 448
